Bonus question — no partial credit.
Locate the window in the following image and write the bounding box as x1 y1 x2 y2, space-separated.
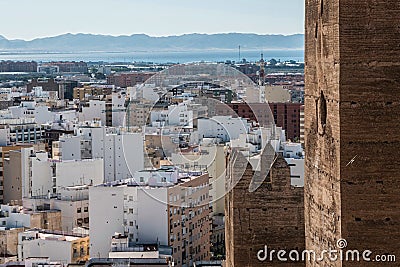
84 207 88 212
77 208 81 213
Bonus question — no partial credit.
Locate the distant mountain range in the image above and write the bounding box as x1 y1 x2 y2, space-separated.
0 33 304 53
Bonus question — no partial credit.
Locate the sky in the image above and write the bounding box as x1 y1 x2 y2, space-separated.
0 0 304 40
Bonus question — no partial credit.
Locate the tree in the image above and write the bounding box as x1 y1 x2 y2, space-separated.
269 58 278 66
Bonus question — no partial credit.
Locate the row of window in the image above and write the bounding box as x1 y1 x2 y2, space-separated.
77 217 89 226
72 246 89 258
77 207 88 213
123 195 135 201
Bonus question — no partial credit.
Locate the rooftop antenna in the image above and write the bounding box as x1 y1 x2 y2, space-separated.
238 45 241 63
259 52 265 86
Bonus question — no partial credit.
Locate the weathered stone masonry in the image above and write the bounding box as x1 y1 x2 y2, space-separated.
305 0 400 266
225 148 305 267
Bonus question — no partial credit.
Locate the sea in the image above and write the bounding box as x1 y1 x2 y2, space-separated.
0 50 304 64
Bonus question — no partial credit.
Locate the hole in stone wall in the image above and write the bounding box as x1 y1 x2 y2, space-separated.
320 0 324 16
319 91 327 126
318 91 327 135
355 218 362 222
385 218 391 222
315 97 319 122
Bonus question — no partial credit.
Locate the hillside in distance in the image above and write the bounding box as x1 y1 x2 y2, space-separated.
0 33 304 53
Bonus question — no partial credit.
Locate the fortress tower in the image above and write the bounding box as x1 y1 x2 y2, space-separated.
305 0 400 266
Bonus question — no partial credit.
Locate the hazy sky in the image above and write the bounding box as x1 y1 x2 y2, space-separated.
0 0 304 40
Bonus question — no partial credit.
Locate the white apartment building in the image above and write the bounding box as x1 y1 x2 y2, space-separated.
0 118 44 145
27 151 52 198
52 135 81 161
89 184 169 258
79 100 106 125
132 167 179 186
103 132 144 182
53 127 144 182
6 102 69 125
170 142 226 215
17 229 89 264
24 185 90 231
285 158 305 187
282 142 303 159
89 171 211 266
111 92 126 127
150 104 194 128
54 159 104 189
0 204 61 231
25 149 104 197
107 234 173 266
0 205 31 228
197 116 250 143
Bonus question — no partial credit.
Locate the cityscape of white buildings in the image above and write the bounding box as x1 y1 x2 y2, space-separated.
0 62 304 267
